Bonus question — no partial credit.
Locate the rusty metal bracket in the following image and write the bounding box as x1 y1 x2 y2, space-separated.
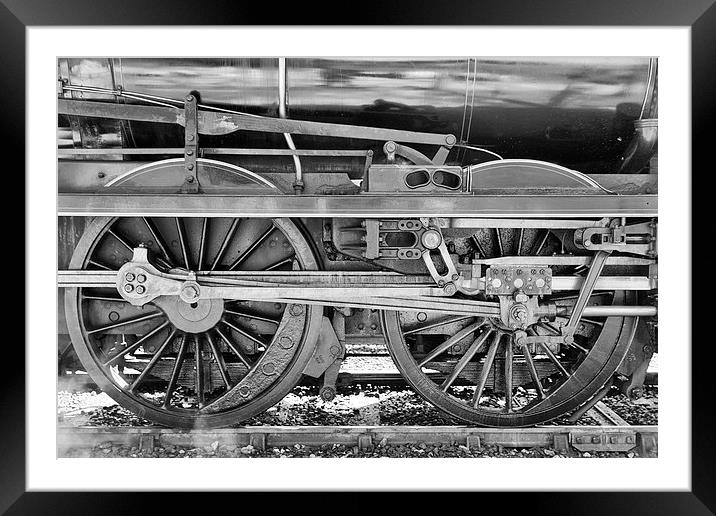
182 94 199 193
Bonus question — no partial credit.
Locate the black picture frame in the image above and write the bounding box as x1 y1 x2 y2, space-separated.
6 1 711 513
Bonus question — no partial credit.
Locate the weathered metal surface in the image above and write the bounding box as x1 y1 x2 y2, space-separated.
57 193 658 218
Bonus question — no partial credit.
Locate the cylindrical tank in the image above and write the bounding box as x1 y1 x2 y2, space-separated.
58 57 655 174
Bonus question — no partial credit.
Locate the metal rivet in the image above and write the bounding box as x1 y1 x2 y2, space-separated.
261 362 277 375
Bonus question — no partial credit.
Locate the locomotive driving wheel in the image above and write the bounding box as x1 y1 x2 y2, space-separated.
382 226 638 427
65 216 322 428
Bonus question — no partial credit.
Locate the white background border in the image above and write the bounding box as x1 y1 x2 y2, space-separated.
28 27 690 491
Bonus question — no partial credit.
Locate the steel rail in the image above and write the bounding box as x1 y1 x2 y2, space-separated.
57 193 658 218
57 424 658 456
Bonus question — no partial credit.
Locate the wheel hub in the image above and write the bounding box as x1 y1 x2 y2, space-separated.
154 295 224 333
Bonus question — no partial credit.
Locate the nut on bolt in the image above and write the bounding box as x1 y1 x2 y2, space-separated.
180 283 200 302
514 330 528 346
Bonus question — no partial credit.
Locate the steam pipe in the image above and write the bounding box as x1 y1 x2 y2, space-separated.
278 58 304 193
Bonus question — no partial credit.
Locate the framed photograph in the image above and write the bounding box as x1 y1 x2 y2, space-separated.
7 0 710 513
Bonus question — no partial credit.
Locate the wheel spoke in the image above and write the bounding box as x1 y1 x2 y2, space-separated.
210 218 241 271
580 318 605 327
521 342 546 399
472 332 502 407
533 230 550 255
222 319 267 349
102 320 170 366
537 322 560 335
535 322 589 353
417 320 484 367
495 228 504 257
194 334 205 408
82 294 128 302
537 342 571 377
404 316 474 336
228 224 275 271
504 338 514 412
128 328 177 392
107 228 134 253
440 329 492 391
175 217 190 269
205 332 232 389
263 255 295 271
88 311 164 335
142 217 173 265
88 259 112 270
163 333 188 409
214 327 252 369
516 228 524 256
225 309 280 325
470 235 488 258
198 218 209 270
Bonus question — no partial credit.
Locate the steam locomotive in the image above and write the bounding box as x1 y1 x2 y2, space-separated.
57 57 658 428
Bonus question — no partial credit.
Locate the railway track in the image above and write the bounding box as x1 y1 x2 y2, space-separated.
58 404 656 457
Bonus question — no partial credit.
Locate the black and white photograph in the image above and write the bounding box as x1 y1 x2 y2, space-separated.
55 56 659 458
7 10 708 510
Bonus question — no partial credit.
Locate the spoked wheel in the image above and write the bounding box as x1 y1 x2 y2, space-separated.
65 216 322 428
382 227 638 427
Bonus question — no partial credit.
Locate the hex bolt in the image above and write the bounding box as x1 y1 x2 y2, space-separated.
125 272 135 282
124 284 134 293
187 134 194 141
443 283 457 296
136 274 146 283
135 285 146 295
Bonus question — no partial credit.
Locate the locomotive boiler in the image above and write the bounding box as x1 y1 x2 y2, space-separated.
57 57 658 428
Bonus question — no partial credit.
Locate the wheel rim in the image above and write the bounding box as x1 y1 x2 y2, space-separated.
65 216 321 428
381 227 638 427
